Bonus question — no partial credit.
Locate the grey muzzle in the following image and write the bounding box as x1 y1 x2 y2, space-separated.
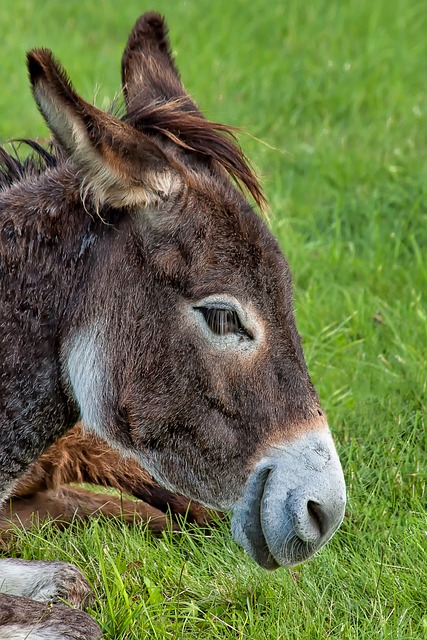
231 429 346 569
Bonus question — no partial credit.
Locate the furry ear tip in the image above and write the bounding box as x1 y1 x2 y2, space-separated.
141 11 167 29
27 48 53 83
129 12 169 49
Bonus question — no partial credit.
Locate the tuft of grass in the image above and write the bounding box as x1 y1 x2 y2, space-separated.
1 1 426 638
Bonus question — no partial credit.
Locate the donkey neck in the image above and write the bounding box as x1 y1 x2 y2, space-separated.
0 165 120 495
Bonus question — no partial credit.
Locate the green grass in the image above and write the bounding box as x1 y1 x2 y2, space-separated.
1 0 426 638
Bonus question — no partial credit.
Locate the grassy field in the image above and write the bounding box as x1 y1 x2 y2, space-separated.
1 0 426 638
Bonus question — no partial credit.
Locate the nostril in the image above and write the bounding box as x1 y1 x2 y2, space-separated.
291 497 329 544
307 500 325 537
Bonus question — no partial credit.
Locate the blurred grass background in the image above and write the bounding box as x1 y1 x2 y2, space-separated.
1 1 426 638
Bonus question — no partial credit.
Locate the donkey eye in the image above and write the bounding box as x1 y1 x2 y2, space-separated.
196 306 252 338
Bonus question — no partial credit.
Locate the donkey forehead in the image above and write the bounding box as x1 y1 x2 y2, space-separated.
139 186 292 302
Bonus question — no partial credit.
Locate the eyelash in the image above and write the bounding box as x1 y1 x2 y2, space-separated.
196 306 252 339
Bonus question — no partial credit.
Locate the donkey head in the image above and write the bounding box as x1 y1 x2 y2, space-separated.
27 13 345 569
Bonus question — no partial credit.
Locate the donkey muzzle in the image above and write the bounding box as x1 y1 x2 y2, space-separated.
231 429 346 569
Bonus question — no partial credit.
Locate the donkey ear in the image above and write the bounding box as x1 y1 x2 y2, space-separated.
27 48 181 209
120 15 267 213
122 12 201 117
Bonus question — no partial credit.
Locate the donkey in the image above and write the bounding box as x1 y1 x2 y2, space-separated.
0 12 346 639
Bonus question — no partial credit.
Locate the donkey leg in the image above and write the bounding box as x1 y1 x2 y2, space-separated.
53 485 175 532
14 422 216 528
0 559 91 607
0 593 102 639
127 483 219 526
1 486 174 535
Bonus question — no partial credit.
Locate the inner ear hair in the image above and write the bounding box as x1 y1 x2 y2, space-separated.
27 47 183 210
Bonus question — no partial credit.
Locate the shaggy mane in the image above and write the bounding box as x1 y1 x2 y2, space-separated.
125 98 267 213
0 139 62 192
0 103 267 214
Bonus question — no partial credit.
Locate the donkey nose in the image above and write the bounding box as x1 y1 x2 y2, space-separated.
289 492 342 544
261 432 346 564
231 428 346 569
306 501 325 539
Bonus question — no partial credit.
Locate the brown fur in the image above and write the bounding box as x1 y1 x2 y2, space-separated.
0 594 102 639
0 422 214 540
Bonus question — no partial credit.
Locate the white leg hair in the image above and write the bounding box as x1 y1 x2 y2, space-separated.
0 558 91 605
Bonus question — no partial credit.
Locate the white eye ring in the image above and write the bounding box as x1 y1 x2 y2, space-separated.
187 294 263 352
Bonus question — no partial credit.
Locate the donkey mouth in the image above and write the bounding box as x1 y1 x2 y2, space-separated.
231 430 346 569
231 469 319 570
231 467 280 570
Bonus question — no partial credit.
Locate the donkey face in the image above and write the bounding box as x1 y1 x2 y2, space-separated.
28 14 345 569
